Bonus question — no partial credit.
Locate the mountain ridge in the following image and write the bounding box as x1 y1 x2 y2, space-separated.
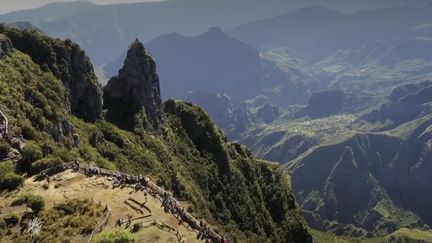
0 26 312 242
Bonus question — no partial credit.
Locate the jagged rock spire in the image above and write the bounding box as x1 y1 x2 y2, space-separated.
103 39 163 131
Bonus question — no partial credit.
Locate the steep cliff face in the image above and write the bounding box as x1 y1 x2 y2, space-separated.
163 100 312 242
65 43 103 122
0 34 13 58
103 39 163 131
0 26 103 122
362 81 432 129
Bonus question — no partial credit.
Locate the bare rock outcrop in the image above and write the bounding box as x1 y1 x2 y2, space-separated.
0 34 12 58
103 39 163 131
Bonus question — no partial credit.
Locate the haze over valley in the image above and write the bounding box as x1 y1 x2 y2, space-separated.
1 1 432 242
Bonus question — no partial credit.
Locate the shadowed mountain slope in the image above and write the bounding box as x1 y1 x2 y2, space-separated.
229 5 432 62
286 117 432 236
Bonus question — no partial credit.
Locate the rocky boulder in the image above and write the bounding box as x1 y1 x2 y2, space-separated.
104 39 163 131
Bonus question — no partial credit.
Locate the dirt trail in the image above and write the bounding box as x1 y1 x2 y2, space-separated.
0 170 203 242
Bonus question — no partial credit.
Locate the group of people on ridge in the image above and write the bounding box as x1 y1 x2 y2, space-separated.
48 162 231 242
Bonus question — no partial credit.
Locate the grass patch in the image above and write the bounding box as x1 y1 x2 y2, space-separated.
93 228 134 243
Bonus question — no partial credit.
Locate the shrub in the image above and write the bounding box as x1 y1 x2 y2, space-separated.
53 148 74 162
93 229 134 243
37 198 102 241
32 157 62 173
0 172 23 191
98 122 124 148
11 193 45 213
3 213 19 227
22 143 43 165
21 123 38 140
131 223 141 233
27 195 45 213
0 139 11 159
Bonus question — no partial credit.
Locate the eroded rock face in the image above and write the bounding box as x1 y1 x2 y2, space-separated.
0 34 12 58
66 43 103 122
103 39 163 131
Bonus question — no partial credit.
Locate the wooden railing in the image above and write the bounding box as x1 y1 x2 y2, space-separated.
132 219 185 242
87 205 111 243
40 162 224 242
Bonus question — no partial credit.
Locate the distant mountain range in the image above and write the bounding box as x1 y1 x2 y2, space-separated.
1 0 431 65
237 80 432 237
310 38 432 95
229 5 432 61
288 113 432 237
105 27 309 106
3 2 432 239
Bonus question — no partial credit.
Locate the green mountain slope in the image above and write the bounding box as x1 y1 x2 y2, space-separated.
0 27 312 242
286 116 432 237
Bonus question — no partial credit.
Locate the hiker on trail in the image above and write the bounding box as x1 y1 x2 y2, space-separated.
116 218 122 227
198 221 209 240
72 161 79 171
169 200 176 213
127 214 132 227
134 183 141 191
178 207 186 224
162 193 175 213
140 175 149 187
143 189 148 202
202 223 210 239
162 192 169 207
220 237 230 243
112 178 119 187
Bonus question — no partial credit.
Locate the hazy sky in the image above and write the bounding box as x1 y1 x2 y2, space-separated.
0 0 164 14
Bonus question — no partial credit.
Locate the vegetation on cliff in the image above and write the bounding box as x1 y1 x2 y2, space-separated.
0 28 311 242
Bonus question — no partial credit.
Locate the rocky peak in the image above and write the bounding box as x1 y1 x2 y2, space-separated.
103 39 163 131
0 34 13 58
